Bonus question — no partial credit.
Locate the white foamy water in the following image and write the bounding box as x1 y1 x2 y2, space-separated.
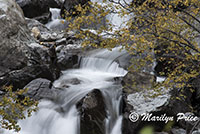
45 8 68 31
2 47 128 134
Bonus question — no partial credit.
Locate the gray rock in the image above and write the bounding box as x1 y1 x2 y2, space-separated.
24 78 59 100
26 18 52 33
0 0 60 91
0 0 33 76
56 43 82 70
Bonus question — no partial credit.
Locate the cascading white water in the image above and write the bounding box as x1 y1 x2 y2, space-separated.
2 47 127 134
45 8 68 31
2 0 131 133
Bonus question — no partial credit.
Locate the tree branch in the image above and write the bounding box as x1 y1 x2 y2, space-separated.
180 9 200 24
164 29 200 53
179 16 200 33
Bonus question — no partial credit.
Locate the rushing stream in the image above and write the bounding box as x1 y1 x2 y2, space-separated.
2 1 131 133
3 47 128 134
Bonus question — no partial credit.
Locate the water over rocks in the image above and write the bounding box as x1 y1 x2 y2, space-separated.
1 0 200 134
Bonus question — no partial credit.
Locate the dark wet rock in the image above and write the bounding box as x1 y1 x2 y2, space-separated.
57 53 79 70
16 0 51 24
0 65 59 91
77 89 106 134
0 42 60 91
33 12 51 24
0 0 34 77
191 76 200 116
24 78 59 100
192 76 200 100
47 0 63 8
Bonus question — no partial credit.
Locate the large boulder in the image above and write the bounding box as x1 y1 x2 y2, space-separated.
0 64 59 90
16 0 51 24
24 78 59 100
0 0 60 90
0 0 33 77
77 89 106 134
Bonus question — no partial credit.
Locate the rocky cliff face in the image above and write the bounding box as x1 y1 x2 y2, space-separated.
0 0 60 90
0 0 33 76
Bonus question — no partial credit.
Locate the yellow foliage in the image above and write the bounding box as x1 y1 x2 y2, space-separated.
64 0 200 90
0 86 38 132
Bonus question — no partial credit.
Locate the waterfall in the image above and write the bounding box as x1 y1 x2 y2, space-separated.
2 47 127 134
45 8 68 31
2 1 130 133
